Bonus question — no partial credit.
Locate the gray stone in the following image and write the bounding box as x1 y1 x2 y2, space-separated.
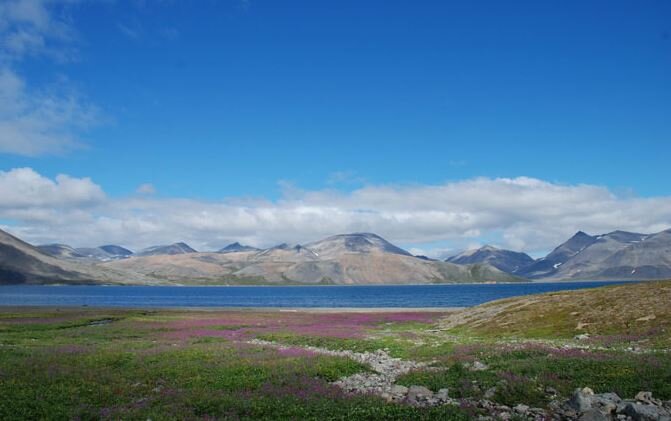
578 409 609 421
390 385 408 396
406 385 433 403
435 388 449 402
471 361 489 371
545 386 558 396
593 392 622 414
484 386 498 400
513 404 529 413
622 402 670 421
569 388 595 412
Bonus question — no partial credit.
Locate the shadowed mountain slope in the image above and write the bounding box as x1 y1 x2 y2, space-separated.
446 245 534 274
137 242 197 257
0 229 135 285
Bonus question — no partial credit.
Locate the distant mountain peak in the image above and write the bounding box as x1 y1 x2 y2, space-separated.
446 245 534 274
37 244 85 259
137 242 197 256
99 245 133 256
304 232 412 258
218 242 259 253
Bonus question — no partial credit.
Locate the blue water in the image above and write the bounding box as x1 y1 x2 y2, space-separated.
0 281 632 308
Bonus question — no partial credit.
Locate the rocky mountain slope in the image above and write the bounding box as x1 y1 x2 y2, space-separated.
516 231 598 278
446 245 534 274
136 242 197 257
218 242 259 253
106 233 522 285
37 244 85 259
0 229 137 285
6 228 671 284
39 244 134 261
444 228 671 281
525 229 671 280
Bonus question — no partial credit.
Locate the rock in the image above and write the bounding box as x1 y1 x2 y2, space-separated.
569 388 595 412
406 385 433 404
390 385 408 396
484 386 498 400
578 408 610 421
634 391 661 406
435 388 449 402
592 392 621 414
513 404 529 413
471 361 489 371
545 386 558 396
622 402 671 421
575 333 591 341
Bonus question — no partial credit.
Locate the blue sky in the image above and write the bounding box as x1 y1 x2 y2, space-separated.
0 0 670 254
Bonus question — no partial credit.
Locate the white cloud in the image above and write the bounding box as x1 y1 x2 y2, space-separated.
0 67 99 156
0 0 100 156
1 168 671 254
0 167 105 208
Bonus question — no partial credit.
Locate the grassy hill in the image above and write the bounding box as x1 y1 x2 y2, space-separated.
439 280 671 347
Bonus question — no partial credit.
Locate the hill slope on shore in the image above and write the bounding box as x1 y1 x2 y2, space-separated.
439 280 671 344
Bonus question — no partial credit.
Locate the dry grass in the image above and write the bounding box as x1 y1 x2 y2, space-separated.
439 281 671 346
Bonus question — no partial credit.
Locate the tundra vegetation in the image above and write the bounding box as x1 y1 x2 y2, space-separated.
0 281 670 420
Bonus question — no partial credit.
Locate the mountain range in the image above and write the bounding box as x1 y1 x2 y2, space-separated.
0 230 518 285
1 227 670 285
0 230 148 285
445 228 671 280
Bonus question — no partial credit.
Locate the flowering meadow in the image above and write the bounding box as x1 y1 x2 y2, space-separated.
0 307 669 420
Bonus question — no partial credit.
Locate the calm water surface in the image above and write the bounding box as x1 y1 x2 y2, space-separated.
0 281 631 308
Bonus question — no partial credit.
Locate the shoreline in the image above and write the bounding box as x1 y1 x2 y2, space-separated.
0 279 641 287
0 305 462 312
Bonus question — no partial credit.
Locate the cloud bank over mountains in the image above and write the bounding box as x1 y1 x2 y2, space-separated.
1 167 670 255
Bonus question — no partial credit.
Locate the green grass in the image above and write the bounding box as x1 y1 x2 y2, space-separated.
1 299 670 419
397 345 671 408
0 308 473 420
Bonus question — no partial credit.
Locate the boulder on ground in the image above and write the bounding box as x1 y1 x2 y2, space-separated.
406 385 433 404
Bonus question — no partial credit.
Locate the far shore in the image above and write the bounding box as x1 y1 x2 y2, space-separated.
5 278 643 287
0 305 462 313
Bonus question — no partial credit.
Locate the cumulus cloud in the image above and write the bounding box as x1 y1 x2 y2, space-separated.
1 168 671 255
0 0 100 156
0 167 105 208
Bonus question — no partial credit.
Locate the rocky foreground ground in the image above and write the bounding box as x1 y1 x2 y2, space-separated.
249 338 671 420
